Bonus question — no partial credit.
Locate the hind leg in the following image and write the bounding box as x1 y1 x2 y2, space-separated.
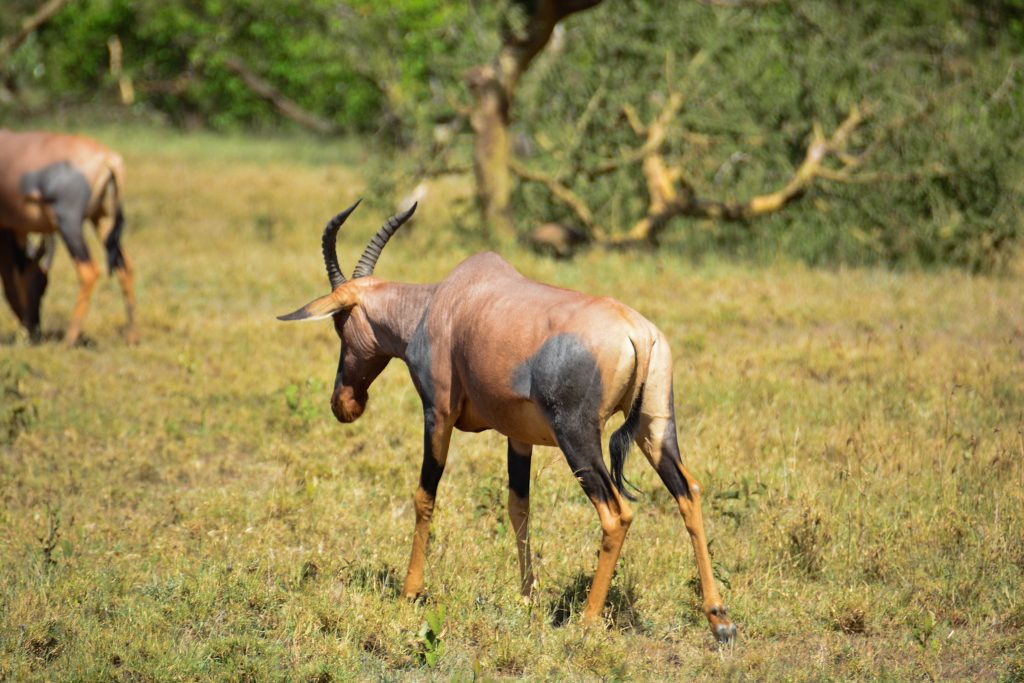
641 408 736 642
507 438 536 598
114 251 138 344
557 426 634 624
64 256 99 347
93 192 137 344
50 195 97 346
635 349 736 642
527 335 633 623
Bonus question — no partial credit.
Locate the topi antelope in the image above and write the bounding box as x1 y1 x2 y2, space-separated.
0 130 137 345
278 201 737 642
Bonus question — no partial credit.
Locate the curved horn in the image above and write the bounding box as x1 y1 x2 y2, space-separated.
321 199 362 289
352 202 417 279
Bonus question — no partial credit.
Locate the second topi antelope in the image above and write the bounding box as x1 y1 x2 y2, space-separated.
278 201 736 643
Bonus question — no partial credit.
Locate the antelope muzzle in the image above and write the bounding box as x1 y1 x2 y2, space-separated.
331 384 366 423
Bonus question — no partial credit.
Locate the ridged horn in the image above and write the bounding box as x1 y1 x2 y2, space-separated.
321 199 361 289
351 202 417 279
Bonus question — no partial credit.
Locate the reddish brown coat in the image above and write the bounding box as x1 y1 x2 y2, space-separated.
281 206 737 642
0 130 136 344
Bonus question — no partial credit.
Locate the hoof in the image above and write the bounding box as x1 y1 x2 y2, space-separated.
707 604 737 644
714 622 737 643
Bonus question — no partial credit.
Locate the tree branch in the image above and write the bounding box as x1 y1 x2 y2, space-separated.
0 0 73 64
816 164 949 185
622 107 867 241
223 55 335 135
509 157 605 239
106 35 135 105
696 0 781 7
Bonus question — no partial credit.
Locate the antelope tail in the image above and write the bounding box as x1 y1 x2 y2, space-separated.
103 157 127 273
609 333 654 501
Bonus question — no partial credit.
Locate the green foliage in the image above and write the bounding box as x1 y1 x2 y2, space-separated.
4 0 1021 267
0 358 37 444
416 604 446 667
501 0 1023 269
37 503 66 575
5 1 490 134
283 377 326 428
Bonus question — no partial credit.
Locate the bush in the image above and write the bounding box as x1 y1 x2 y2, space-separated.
3 0 1020 268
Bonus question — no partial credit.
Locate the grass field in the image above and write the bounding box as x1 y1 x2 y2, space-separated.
1 127 1022 681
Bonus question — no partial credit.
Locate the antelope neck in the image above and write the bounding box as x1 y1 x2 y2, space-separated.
359 280 437 360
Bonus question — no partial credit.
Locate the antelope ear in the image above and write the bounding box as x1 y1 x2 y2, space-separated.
277 290 354 322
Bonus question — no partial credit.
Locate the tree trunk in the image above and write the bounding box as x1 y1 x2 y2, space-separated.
467 65 515 239
467 0 603 240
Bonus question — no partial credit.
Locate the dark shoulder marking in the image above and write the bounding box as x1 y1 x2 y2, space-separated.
405 307 434 408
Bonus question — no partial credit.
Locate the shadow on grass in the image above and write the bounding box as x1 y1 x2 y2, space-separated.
550 571 644 632
0 328 67 345
344 561 401 599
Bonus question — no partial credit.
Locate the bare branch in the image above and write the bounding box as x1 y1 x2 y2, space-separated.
0 0 73 64
584 148 649 178
622 105 647 136
223 56 335 135
556 0 605 13
696 0 781 7
608 106 872 245
987 59 1020 106
816 164 949 185
502 0 607 97
509 157 605 239
468 0 605 238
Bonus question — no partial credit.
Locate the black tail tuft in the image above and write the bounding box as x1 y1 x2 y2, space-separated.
104 205 126 274
609 383 644 501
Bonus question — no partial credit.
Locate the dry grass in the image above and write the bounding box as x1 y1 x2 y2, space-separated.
1 126 1022 681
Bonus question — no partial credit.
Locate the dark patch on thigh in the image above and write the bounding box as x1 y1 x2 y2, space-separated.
405 308 434 409
514 334 603 429
515 334 615 501
20 161 91 262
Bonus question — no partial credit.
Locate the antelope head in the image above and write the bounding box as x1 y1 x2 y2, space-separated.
278 200 417 422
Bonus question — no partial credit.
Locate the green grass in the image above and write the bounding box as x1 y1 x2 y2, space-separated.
1 127 1022 681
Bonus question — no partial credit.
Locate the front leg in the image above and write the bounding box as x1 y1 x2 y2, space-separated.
21 235 53 340
0 230 30 326
507 438 535 598
402 410 453 598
